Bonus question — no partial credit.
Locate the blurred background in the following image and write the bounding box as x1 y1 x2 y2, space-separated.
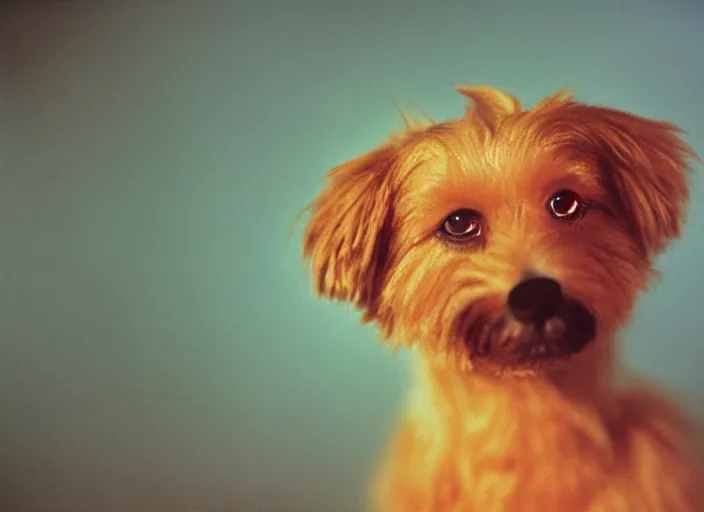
1 1 703 511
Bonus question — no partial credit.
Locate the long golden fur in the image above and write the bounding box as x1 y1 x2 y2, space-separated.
300 85 704 511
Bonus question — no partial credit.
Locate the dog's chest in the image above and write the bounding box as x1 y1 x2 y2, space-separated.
402 381 614 511
429 407 609 510
386 364 703 511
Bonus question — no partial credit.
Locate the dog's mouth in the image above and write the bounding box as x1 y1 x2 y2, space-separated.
461 295 597 367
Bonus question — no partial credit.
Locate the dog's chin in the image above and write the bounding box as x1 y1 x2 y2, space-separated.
461 297 597 375
468 336 593 377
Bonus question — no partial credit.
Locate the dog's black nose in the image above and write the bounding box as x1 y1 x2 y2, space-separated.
507 277 563 325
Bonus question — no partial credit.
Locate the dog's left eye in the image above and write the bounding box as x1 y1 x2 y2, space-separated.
547 189 586 221
440 209 483 242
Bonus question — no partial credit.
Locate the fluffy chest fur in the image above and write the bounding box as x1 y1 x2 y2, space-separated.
372 356 702 512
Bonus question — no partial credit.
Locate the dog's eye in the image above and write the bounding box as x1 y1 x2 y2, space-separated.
440 209 483 242
547 189 586 221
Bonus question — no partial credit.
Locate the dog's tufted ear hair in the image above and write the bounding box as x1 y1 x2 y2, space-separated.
588 109 695 258
302 143 400 320
455 85 522 131
540 102 697 259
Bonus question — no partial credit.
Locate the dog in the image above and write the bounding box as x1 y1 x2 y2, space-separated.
300 85 704 511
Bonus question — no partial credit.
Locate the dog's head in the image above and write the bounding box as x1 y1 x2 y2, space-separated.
302 86 695 375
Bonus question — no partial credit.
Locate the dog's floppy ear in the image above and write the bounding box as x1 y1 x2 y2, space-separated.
455 85 522 131
302 143 399 318
581 107 696 258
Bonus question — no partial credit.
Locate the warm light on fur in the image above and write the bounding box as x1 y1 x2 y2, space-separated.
300 85 703 511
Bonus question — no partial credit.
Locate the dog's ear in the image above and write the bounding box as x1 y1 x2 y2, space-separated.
581 107 696 258
455 85 522 131
302 143 398 319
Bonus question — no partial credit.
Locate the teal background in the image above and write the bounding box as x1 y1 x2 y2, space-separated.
1 1 703 511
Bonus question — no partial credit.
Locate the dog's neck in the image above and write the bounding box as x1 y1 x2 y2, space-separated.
539 351 614 405
411 345 618 431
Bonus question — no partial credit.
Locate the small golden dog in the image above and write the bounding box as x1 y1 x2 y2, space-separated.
300 85 704 511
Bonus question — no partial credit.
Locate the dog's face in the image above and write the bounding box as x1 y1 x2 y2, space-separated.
303 86 694 375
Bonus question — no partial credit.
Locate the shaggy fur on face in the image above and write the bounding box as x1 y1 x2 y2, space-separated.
301 85 703 511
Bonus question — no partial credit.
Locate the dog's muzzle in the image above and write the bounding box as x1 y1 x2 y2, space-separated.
464 276 597 365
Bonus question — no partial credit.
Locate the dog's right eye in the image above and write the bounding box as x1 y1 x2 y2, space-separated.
439 209 483 243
